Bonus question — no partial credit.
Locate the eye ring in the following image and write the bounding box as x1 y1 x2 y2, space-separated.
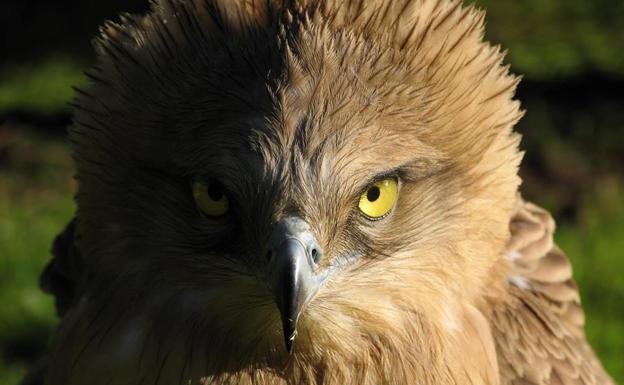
192 179 230 217
358 177 399 220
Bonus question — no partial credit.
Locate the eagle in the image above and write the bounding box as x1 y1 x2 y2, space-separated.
28 0 615 384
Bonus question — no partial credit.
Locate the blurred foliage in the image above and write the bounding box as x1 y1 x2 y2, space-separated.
0 57 85 114
476 0 624 78
0 129 74 385
556 181 624 380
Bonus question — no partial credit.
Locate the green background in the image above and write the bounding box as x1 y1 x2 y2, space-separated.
1 0 622 383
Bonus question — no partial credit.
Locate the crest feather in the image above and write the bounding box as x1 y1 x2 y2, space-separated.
74 0 523 208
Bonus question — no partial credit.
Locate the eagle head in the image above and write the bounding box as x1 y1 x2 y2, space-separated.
47 0 523 384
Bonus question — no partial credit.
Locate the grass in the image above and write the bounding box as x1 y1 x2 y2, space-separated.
0 129 75 385
0 57 85 113
0 62 79 383
475 0 624 78
556 180 624 381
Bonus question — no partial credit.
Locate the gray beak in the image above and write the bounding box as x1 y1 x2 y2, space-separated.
266 216 322 353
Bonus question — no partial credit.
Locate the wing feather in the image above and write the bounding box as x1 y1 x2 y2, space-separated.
492 199 614 385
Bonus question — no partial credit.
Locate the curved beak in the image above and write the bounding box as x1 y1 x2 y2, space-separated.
266 216 322 353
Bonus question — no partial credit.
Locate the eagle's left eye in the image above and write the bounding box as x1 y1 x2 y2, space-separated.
192 179 230 217
358 177 398 220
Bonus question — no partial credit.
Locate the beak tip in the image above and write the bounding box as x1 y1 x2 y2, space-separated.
282 319 296 353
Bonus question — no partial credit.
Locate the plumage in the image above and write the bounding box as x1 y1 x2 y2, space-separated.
493 201 614 385
29 0 614 384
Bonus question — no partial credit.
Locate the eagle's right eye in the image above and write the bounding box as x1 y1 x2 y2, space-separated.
192 179 230 217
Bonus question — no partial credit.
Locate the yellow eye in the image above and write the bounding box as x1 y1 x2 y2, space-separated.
358 178 398 219
192 180 229 217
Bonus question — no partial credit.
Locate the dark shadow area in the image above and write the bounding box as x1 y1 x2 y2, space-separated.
1 0 149 64
517 73 624 220
0 111 71 134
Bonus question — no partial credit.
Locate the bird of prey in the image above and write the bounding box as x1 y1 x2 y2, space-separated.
29 0 615 384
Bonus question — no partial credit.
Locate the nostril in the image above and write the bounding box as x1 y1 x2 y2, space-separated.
266 249 273 262
311 248 320 264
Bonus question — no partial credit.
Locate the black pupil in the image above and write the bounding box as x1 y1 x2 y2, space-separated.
208 183 224 201
367 186 381 202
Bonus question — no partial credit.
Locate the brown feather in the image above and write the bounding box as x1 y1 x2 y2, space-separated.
492 199 615 385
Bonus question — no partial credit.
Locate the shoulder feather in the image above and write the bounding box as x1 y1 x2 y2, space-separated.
491 199 614 385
